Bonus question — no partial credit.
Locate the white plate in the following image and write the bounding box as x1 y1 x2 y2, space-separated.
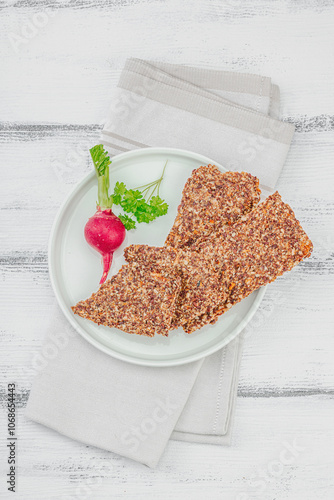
49 147 265 367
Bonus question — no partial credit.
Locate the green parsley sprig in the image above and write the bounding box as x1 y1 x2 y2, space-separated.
89 145 169 230
110 160 169 229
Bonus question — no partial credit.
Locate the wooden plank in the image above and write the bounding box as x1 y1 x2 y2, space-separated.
1 0 334 496
0 396 333 499
1 3 334 123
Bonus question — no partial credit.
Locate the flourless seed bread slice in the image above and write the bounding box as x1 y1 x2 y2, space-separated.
124 244 224 329
72 262 181 337
165 165 261 249
184 192 313 333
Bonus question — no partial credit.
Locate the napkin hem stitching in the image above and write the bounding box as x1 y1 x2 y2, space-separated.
212 348 227 434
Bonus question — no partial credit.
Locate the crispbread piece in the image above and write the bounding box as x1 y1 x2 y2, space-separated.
165 166 261 249
123 244 179 270
124 244 224 329
72 263 181 337
184 192 313 333
171 250 224 329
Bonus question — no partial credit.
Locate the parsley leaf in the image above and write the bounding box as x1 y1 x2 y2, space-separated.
135 203 155 223
120 190 144 213
119 214 136 230
111 181 127 205
117 186 169 225
150 196 169 217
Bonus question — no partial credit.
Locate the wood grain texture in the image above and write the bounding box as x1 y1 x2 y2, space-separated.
0 0 334 498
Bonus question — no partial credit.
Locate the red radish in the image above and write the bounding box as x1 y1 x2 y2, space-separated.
86 144 126 284
84 207 126 284
86 144 169 283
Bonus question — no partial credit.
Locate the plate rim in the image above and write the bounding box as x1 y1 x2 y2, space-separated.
48 147 266 367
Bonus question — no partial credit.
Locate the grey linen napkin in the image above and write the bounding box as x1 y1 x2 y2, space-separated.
26 59 294 467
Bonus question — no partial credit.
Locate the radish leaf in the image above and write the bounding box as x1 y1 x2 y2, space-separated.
90 144 111 177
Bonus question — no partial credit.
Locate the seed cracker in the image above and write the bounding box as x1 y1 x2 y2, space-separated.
165 165 261 249
124 244 224 329
171 249 224 329
184 192 313 333
72 263 181 337
123 244 179 270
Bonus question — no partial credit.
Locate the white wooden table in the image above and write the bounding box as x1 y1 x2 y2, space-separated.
1 1 333 498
